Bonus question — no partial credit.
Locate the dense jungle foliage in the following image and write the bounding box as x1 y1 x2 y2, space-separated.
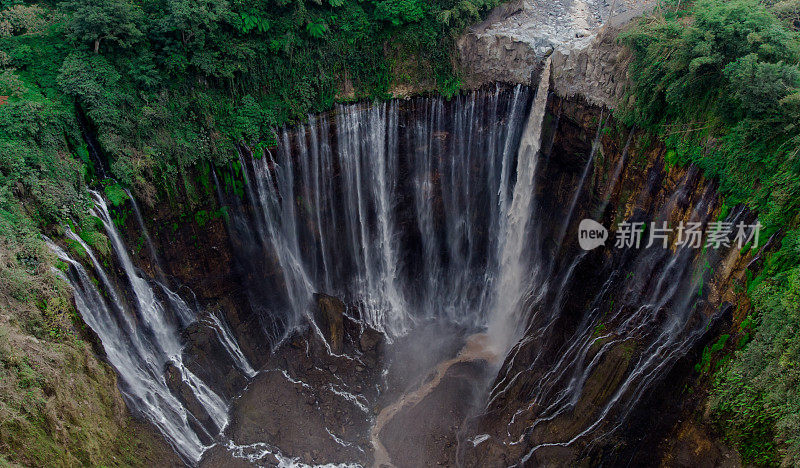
0 0 499 463
621 0 800 464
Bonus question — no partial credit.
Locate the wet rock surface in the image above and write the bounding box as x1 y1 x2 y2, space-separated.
200 313 383 467
199 318 502 468
313 293 347 354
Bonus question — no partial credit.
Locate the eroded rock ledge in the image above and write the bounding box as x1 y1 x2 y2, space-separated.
457 0 653 106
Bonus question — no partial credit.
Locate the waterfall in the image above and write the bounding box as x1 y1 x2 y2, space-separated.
215 77 735 460
125 188 168 283
483 159 735 462
486 58 552 353
336 101 408 331
48 233 210 464
220 73 553 354
221 85 534 341
48 193 255 464
204 311 257 378
90 191 189 358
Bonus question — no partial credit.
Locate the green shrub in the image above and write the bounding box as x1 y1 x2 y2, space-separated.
103 183 129 207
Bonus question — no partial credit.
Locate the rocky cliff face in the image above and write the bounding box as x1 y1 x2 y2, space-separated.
457 96 752 466
453 6 750 464
550 26 632 108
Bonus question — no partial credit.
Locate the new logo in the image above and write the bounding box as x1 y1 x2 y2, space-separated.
578 219 608 251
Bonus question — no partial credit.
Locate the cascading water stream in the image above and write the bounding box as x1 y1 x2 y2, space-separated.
125 188 167 283
48 192 256 465
481 151 743 464
48 232 211 464
486 57 551 354
554 109 605 253
204 311 257 378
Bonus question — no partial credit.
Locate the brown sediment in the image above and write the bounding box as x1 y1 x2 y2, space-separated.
370 334 499 468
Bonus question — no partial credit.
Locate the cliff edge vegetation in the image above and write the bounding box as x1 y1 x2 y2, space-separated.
621 0 800 464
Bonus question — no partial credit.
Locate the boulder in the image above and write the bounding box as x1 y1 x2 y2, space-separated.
312 293 345 354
